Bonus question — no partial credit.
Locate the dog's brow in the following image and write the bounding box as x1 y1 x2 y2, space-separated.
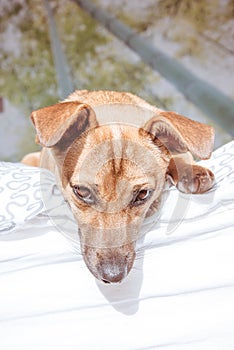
131 174 156 186
133 183 151 190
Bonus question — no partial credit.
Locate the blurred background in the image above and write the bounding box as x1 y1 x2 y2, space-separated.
0 0 233 162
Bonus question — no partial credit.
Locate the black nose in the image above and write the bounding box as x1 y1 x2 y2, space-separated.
101 279 111 284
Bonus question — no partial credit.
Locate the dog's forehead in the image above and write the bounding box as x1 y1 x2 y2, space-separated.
74 122 165 187
92 103 156 127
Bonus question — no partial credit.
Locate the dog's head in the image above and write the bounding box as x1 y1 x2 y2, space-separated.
31 92 214 283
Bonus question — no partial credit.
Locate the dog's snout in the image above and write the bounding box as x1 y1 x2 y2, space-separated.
100 270 126 284
97 261 127 284
82 244 136 284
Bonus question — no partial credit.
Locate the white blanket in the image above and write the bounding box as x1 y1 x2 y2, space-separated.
0 141 234 350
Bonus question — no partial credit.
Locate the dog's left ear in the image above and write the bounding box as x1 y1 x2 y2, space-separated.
142 111 214 159
30 101 98 150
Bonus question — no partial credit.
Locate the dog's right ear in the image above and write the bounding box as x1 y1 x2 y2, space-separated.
30 101 98 150
142 111 214 159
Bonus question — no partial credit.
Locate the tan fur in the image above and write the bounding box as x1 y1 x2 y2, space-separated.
22 90 215 283
21 152 41 167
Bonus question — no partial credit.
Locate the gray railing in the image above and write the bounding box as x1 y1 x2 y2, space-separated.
44 0 74 99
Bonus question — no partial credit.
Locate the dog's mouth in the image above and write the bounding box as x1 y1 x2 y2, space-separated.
81 243 136 284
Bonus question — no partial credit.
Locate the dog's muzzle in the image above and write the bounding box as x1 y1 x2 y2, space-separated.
81 244 136 284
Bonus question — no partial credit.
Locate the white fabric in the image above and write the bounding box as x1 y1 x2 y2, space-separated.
0 141 234 350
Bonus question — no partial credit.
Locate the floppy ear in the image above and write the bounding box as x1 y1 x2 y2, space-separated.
142 111 215 159
30 101 98 150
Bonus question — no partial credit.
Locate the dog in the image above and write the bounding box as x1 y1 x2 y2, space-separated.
22 90 215 284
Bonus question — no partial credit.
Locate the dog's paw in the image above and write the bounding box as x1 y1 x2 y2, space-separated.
176 165 215 194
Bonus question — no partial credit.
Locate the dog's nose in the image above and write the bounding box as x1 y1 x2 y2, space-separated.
97 263 127 284
81 243 136 283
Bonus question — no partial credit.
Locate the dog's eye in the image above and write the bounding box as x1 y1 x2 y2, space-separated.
72 185 95 204
132 189 152 206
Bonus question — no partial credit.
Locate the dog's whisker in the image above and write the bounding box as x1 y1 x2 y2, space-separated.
136 242 154 254
132 265 143 272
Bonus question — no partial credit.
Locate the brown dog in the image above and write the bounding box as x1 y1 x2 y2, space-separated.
22 90 215 283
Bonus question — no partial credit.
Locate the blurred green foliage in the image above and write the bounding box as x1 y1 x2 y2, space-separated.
116 0 234 33
0 1 57 110
0 0 163 112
